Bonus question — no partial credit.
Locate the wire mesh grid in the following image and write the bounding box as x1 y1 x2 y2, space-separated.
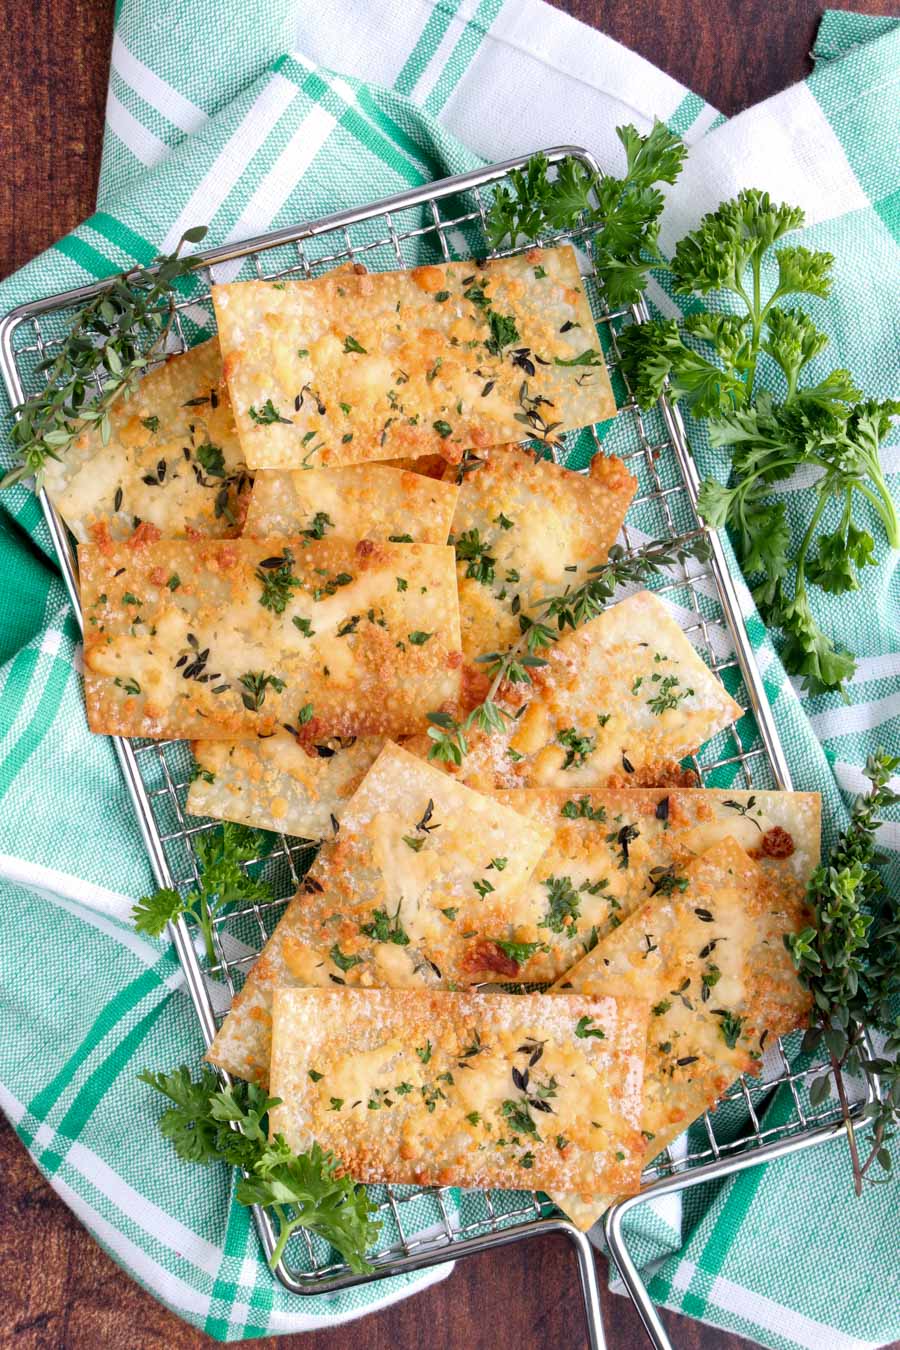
0 148 871 1307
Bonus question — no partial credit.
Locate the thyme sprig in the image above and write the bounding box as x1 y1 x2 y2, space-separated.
1 226 208 491
427 532 710 765
786 751 900 1192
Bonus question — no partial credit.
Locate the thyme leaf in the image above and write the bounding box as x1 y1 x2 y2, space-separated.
2 226 208 490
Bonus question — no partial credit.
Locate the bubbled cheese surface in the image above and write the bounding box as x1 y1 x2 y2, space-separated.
212 246 616 470
550 836 813 1228
79 535 461 741
268 986 648 1194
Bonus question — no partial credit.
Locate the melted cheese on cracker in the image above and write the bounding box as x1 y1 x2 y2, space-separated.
244 464 458 541
213 246 615 470
449 445 635 685
45 339 249 543
205 742 553 1083
268 987 647 1194
79 537 460 740
549 837 812 1228
476 786 820 984
412 590 743 791
186 731 384 837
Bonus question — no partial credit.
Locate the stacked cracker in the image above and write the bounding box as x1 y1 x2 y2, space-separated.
58 249 817 1219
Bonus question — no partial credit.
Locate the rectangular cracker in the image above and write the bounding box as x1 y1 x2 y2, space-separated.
79 537 460 740
188 463 457 833
243 464 458 542
212 245 615 471
186 732 385 838
44 339 250 543
549 837 813 1228
449 444 635 683
471 786 820 984
412 590 743 792
268 987 647 1195
205 741 554 1083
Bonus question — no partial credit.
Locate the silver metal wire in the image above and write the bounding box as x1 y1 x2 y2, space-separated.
0 146 871 1348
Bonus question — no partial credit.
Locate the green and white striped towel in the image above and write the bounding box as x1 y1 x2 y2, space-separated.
0 2 898 1344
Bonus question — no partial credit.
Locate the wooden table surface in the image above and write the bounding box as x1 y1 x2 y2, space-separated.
1 2 896 1348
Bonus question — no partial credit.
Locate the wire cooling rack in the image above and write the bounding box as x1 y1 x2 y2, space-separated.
0 148 876 1350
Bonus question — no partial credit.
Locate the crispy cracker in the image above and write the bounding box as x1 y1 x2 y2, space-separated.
213 246 615 470
472 786 820 984
269 987 647 1194
80 537 460 740
549 837 812 1228
243 464 458 541
44 339 249 543
409 590 743 791
205 741 553 1082
449 445 635 689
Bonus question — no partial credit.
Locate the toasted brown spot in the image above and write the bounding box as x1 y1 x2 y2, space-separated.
127 521 162 548
606 761 700 789
761 826 794 859
460 940 519 978
412 265 445 294
588 451 637 498
88 519 114 555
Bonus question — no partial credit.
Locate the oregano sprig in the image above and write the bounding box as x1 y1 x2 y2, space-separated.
786 751 900 1192
1 226 208 491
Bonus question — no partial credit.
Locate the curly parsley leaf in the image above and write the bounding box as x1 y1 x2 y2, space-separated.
484 123 687 307
249 399 292 426
137 1065 225 1165
493 938 548 965
806 523 876 596
255 549 302 614
239 1140 380 1271
140 1067 380 1271
132 887 185 940
625 187 900 697
132 822 270 964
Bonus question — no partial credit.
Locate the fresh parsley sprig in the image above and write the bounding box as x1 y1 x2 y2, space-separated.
133 821 270 965
489 135 898 699
615 190 899 698
139 1066 380 1271
1 227 208 491
486 123 687 306
786 751 900 1191
427 532 710 765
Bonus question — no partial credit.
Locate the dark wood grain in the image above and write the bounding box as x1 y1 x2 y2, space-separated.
546 0 896 116
1 0 896 281
1 3 897 1349
0 0 114 281
0 1113 764 1350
